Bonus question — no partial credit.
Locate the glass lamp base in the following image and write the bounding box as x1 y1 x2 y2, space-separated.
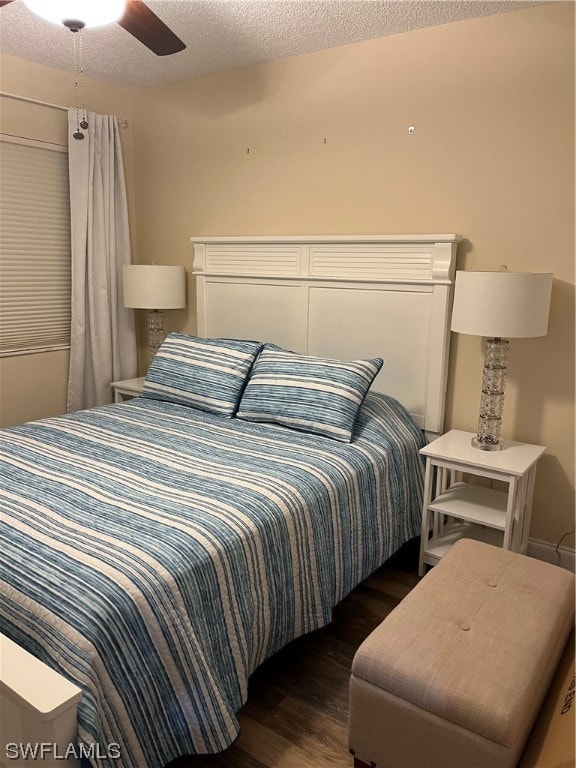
471 436 504 452
472 337 509 452
147 308 165 363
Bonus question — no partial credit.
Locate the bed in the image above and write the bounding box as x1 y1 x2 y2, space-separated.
0 234 460 768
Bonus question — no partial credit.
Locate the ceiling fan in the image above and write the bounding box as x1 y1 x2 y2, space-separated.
0 0 186 56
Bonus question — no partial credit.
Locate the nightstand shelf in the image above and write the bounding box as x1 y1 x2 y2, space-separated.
418 430 545 576
423 522 505 565
111 376 145 403
429 482 508 530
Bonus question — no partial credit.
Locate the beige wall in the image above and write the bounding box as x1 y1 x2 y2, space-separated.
0 5 573 550
130 2 575 550
0 53 135 427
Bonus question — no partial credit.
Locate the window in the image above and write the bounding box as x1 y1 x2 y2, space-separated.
0 135 71 355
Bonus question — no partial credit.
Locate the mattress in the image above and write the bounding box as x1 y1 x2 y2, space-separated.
0 392 425 768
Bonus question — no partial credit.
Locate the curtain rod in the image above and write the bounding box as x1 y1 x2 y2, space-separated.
0 91 128 128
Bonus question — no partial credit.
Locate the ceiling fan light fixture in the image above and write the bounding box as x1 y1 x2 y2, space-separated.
23 0 126 29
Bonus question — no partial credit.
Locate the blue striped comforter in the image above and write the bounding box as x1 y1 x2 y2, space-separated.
0 393 425 768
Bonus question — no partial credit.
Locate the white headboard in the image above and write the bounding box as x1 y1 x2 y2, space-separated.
191 235 461 435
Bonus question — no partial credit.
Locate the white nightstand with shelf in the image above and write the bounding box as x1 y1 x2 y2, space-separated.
111 376 145 403
418 430 545 576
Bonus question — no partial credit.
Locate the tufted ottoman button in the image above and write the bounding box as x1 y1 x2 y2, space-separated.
460 622 470 631
488 579 498 587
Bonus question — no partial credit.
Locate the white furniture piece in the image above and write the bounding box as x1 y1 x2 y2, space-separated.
0 634 82 768
111 376 145 403
191 234 461 435
418 429 545 576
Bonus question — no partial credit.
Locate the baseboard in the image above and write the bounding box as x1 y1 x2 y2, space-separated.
528 538 575 572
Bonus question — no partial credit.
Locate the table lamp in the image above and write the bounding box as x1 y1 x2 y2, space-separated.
451 270 553 451
123 264 186 362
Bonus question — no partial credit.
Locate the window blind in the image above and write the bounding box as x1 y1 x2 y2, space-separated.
0 136 71 355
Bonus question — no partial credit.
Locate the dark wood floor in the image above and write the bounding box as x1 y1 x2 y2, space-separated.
169 538 421 768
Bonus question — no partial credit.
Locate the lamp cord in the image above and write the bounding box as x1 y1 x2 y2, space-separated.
555 528 575 566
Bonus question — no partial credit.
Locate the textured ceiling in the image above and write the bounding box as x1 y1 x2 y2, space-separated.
0 0 542 90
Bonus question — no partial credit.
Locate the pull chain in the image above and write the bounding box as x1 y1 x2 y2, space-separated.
68 21 87 140
79 28 88 130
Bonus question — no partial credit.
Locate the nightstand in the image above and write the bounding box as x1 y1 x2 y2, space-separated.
111 376 145 403
418 429 545 576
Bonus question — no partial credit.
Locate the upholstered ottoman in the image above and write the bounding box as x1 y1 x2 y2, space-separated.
348 539 575 768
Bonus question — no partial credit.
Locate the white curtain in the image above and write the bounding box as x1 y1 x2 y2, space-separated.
67 110 137 412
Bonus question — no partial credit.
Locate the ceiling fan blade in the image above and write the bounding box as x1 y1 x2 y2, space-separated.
118 0 185 56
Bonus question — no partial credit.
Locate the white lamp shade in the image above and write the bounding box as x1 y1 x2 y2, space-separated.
451 271 553 338
23 0 126 28
123 265 186 310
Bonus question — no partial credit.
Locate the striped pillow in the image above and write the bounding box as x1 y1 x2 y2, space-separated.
141 332 263 416
237 347 383 442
